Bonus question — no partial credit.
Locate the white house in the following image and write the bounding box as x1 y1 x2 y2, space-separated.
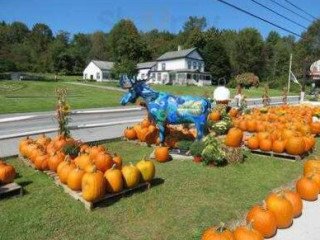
83 60 114 82
137 47 212 86
310 60 320 80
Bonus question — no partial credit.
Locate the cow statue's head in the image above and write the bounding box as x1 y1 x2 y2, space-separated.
120 75 140 105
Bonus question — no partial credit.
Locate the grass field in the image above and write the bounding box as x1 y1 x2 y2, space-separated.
0 80 123 114
0 139 310 240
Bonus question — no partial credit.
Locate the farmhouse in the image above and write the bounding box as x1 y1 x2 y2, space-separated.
138 47 212 86
83 60 114 82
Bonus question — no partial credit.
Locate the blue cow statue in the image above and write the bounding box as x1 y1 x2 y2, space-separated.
120 75 212 143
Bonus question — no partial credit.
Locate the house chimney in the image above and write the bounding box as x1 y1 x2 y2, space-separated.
178 45 182 51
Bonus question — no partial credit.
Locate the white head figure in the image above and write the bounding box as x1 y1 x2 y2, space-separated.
213 86 231 104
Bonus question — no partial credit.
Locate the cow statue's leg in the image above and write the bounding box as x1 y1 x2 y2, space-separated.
156 122 166 144
195 121 205 141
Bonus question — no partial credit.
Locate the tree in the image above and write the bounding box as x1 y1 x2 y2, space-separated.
183 16 207 32
89 31 111 60
203 35 231 81
111 59 138 78
232 28 265 76
30 23 53 52
8 21 29 43
185 28 206 49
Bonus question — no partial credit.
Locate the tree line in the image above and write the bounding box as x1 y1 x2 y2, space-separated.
0 17 319 85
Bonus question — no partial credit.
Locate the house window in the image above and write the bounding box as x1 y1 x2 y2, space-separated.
157 73 161 81
96 72 100 79
198 62 201 70
188 61 191 69
187 74 191 79
162 63 166 71
193 62 197 69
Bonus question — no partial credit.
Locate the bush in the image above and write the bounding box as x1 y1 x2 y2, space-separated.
235 73 259 88
190 141 206 157
177 140 193 151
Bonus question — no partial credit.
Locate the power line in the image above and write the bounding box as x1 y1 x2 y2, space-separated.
249 0 307 30
284 0 317 21
215 0 303 38
268 0 313 23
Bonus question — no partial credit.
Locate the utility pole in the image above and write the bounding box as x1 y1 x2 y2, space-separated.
287 53 292 93
301 59 307 103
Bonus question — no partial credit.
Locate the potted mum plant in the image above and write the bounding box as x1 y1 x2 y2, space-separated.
190 141 206 163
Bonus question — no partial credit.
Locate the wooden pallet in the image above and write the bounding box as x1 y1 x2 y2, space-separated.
248 148 308 161
0 182 23 199
19 156 151 210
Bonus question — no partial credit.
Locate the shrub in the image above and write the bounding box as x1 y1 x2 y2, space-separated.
235 73 259 88
177 140 193 151
190 141 206 157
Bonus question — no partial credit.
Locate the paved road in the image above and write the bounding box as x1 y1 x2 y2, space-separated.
0 106 146 157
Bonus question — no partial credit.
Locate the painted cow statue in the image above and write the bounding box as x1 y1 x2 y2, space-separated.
120 75 211 142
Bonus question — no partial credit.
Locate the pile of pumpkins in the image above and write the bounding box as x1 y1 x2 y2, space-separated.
202 157 320 240
124 118 195 148
0 160 16 185
19 134 155 202
230 105 320 155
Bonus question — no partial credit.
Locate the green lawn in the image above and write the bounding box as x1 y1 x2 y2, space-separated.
92 81 297 98
0 140 308 240
0 80 123 114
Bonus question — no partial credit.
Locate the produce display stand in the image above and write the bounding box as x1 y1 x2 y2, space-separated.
19 155 151 210
0 182 23 199
247 148 309 161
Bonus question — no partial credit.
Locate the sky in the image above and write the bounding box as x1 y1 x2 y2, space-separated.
0 0 319 39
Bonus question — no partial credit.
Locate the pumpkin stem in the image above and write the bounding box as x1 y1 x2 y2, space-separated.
130 162 134 167
216 222 225 233
111 163 117 169
247 220 254 231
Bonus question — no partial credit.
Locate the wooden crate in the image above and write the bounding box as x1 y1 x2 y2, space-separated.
0 182 23 199
248 148 309 161
19 156 151 210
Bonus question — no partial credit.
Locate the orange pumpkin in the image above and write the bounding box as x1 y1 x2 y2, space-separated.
154 146 170 162
82 166 106 202
75 154 92 170
233 223 263 240
246 120 257 132
124 127 137 140
225 128 243 147
141 118 151 128
311 122 320 134
67 167 85 191
202 224 235 240
208 111 220 121
246 203 277 238
283 190 303 218
112 153 123 170
265 192 294 229
304 159 320 175
104 164 123 193
296 176 319 201
272 140 286 153
0 163 16 184
48 152 65 172
93 153 113 173
58 159 76 184
259 138 272 152
247 136 259 150
34 154 49 170
285 136 305 155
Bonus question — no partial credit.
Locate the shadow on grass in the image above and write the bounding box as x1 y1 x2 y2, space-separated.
95 178 165 209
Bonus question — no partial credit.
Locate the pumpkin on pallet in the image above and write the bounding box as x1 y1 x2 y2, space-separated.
82 165 106 202
0 161 16 185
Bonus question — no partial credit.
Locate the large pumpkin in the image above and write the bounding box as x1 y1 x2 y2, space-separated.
304 159 320 175
305 172 320 190
136 157 155 182
283 190 303 218
58 158 76 184
233 223 263 240
104 164 123 193
67 167 85 191
259 138 272 152
121 163 141 188
34 154 49 170
0 163 16 184
247 136 259 150
202 224 235 240
246 204 277 238
265 192 294 229
272 140 286 153
285 137 305 155
154 146 170 162
93 153 113 173
48 152 65 172
82 166 106 202
75 154 92 170
225 128 243 147
246 120 257 132
296 176 319 201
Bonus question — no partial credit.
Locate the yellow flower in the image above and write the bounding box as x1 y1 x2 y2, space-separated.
61 103 71 114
